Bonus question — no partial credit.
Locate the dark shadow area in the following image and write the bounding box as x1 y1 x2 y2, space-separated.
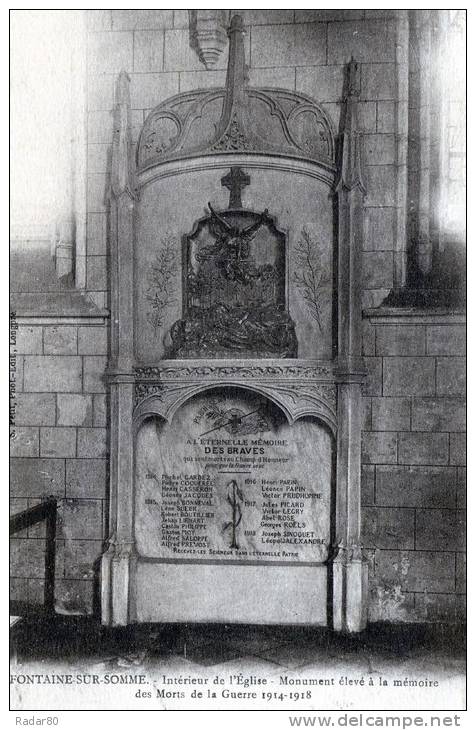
326 439 337 629
11 614 466 668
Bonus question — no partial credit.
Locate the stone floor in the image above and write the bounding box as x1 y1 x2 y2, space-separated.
10 616 466 711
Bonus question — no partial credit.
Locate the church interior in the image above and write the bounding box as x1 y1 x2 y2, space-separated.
10 9 466 708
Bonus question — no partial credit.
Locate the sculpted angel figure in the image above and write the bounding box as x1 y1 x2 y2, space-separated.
196 203 272 284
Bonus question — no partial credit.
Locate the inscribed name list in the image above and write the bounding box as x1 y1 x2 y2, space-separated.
135 389 331 563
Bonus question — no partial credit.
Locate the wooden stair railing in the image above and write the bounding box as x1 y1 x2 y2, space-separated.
10 497 58 615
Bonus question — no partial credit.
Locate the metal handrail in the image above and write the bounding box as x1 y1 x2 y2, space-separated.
10 497 57 613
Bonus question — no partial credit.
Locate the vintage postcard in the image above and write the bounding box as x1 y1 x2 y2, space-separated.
9 6 467 720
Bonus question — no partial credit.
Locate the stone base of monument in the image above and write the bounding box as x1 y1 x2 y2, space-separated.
135 564 328 625
333 555 369 633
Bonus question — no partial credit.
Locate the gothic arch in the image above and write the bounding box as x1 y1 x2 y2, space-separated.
133 380 337 437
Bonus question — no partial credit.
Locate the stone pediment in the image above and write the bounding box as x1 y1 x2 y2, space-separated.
137 86 335 172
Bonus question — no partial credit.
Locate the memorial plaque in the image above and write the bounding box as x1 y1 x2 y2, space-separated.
102 18 368 633
135 388 332 564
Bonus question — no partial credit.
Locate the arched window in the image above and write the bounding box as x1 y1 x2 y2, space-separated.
439 10 465 260
11 10 87 287
406 10 465 297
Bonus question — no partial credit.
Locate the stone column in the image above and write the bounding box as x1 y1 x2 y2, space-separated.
70 10 87 289
333 60 368 633
101 71 137 626
394 9 410 290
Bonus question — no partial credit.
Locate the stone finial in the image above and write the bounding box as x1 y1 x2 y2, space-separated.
224 15 248 102
190 10 228 69
212 14 252 150
346 56 359 98
111 70 134 198
335 59 366 194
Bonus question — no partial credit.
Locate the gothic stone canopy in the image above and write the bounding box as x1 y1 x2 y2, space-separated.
137 15 335 173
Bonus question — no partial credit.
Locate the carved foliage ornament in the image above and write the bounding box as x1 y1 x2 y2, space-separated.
135 382 165 404
146 235 179 330
211 112 255 152
134 364 332 379
293 227 331 332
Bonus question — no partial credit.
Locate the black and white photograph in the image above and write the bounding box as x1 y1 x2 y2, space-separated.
9 6 467 718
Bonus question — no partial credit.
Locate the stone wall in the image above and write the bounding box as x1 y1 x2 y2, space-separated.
10 321 108 614
10 9 465 623
361 313 466 622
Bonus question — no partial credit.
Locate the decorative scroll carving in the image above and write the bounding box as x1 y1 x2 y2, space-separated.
288 105 333 159
134 382 165 405
278 382 336 407
134 364 333 379
141 113 180 159
136 15 335 172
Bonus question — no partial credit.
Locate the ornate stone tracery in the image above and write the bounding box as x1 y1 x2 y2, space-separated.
137 16 334 172
138 88 335 171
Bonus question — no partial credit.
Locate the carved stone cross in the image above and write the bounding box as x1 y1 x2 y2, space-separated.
221 166 250 208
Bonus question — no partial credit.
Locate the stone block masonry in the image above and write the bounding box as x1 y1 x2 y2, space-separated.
10 321 108 615
362 312 466 623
